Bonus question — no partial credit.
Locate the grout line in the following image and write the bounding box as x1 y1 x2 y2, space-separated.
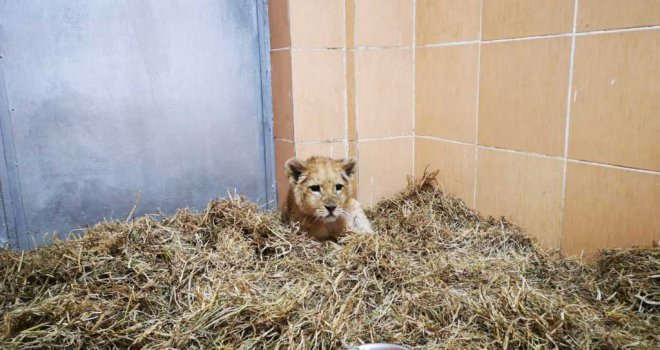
277 23 660 53
343 0 349 159
480 24 660 44
353 45 413 50
354 32 360 138
412 0 416 180
419 40 480 48
290 47 345 51
483 32 571 44
274 137 295 143
350 0 360 200
559 0 580 251
574 24 660 36
473 0 484 208
358 135 413 143
417 135 660 175
478 145 563 161
294 138 348 145
417 135 473 146
270 24 660 52
355 65 362 196
291 25 660 53
567 159 660 176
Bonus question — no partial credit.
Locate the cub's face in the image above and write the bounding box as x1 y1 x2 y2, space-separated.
285 156 357 222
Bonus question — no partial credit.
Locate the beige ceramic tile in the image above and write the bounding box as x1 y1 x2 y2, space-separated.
289 0 344 48
357 138 413 207
569 31 660 171
416 45 479 143
271 50 294 140
476 149 563 249
292 50 346 142
416 0 481 44
355 0 413 47
346 50 357 140
296 142 347 160
275 139 295 207
478 38 571 156
268 0 290 49
415 138 476 207
482 0 574 40
562 162 660 256
356 48 413 138
578 0 660 32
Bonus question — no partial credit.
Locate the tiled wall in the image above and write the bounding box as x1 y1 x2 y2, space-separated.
269 0 415 210
269 0 660 256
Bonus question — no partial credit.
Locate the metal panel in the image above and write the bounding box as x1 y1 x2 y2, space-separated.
0 0 274 249
0 182 7 247
256 0 277 209
0 42 26 249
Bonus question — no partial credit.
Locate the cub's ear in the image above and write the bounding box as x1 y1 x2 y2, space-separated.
285 158 306 183
340 158 357 178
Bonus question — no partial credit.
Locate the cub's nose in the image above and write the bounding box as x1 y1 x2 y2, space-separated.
324 204 337 214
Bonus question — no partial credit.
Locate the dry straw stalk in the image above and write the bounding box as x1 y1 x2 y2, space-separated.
1 172 658 349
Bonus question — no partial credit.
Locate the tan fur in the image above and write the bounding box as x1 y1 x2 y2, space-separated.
282 156 374 241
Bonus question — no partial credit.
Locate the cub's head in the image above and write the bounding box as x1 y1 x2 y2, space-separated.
285 156 357 222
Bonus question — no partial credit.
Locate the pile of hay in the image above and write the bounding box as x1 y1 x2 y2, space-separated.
1 173 658 349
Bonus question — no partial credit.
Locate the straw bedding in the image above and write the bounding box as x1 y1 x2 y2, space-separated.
1 172 658 349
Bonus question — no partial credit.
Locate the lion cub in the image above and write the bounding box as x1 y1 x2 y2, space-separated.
282 156 374 241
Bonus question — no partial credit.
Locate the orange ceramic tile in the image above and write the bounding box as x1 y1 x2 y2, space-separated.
415 138 476 207
357 138 413 207
268 0 290 49
476 148 563 249
416 0 481 44
482 0 574 40
578 0 660 32
347 140 359 195
354 0 413 47
271 50 294 140
275 139 295 207
416 45 479 143
562 162 660 256
569 31 660 171
296 142 347 160
346 50 357 140
478 38 571 156
289 0 344 48
356 48 413 139
348 141 357 158
346 0 355 48
292 50 346 142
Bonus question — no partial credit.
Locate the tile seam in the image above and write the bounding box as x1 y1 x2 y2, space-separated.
343 0 349 159
559 0 580 251
412 0 417 180
279 24 660 52
358 135 413 143
417 136 660 175
473 0 484 208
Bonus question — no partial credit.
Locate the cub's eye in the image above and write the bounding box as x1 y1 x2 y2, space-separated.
335 184 344 191
309 185 321 192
